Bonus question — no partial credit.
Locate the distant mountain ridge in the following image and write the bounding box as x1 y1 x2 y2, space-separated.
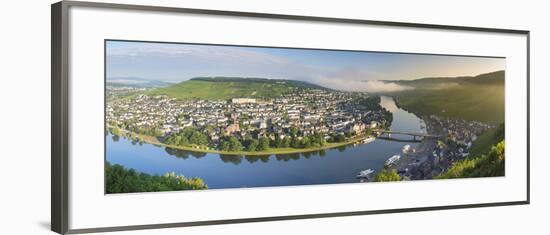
381 70 504 88
148 76 330 100
189 76 330 90
107 77 173 88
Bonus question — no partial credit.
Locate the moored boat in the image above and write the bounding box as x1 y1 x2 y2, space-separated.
363 136 376 144
356 169 375 178
385 154 401 166
402 144 412 153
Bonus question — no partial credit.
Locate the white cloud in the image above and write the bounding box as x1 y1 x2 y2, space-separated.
361 81 413 92
313 69 413 92
107 42 290 66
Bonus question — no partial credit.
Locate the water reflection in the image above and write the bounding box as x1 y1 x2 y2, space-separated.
220 154 243 165
165 147 207 159
245 155 270 163
159 145 351 165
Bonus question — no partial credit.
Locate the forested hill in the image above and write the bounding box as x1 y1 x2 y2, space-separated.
385 70 504 88
147 77 329 100
386 70 505 124
190 77 328 90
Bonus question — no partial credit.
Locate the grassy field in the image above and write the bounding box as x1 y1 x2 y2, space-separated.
148 79 307 100
394 84 504 124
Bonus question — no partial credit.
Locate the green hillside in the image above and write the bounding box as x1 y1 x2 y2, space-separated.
147 77 326 100
437 141 505 179
437 118 505 179
390 71 504 124
106 162 208 193
468 123 505 157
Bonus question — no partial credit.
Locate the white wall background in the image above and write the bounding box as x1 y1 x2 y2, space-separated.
0 0 547 234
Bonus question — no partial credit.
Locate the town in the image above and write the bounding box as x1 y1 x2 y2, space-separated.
106 87 393 153
393 115 496 180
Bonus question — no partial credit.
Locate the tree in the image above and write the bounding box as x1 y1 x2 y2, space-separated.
247 139 259 152
274 135 283 148
189 132 208 146
178 135 189 146
220 140 231 151
312 133 325 147
164 135 176 145
282 136 291 148
301 136 311 148
290 137 300 148
105 163 208 193
228 136 244 151
374 169 402 182
220 136 244 151
110 127 122 136
258 137 270 151
290 127 298 137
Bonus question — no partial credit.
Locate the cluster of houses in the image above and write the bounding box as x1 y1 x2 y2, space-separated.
106 88 391 144
430 115 493 151
400 115 495 180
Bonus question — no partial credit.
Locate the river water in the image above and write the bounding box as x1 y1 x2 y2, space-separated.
106 96 426 189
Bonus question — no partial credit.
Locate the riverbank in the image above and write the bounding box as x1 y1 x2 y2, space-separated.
109 127 378 156
391 116 440 180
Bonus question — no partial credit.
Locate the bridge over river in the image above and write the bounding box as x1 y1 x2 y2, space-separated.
375 130 440 141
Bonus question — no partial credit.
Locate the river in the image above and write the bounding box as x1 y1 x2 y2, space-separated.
106 96 426 189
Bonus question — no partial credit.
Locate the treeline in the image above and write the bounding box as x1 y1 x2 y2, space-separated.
108 121 164 137
106 163 208 193
218 132 327 152
164 128 209 146
161 126 361 152
437 141 505 179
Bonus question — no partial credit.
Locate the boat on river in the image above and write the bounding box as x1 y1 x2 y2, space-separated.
356 169 375 178
385 154 401 166
402 144 412 153
363 136 376 144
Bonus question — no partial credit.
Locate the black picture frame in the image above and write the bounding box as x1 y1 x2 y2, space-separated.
52 1 530 234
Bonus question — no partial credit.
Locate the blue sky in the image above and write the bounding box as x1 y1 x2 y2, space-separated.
106 41 504 92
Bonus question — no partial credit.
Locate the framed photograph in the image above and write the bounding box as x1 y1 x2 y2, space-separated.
52 1 530 234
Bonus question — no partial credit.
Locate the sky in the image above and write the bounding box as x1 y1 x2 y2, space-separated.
106 40 505 92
